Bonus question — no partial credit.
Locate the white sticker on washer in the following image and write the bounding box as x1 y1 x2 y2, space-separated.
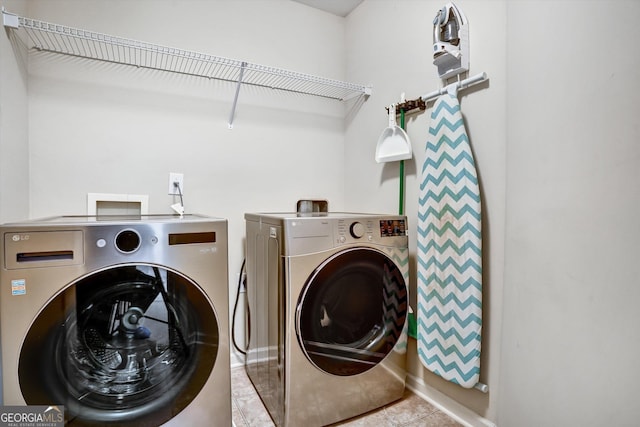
11 279 26 295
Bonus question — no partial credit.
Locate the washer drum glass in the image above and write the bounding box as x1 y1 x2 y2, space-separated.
18 264 219 426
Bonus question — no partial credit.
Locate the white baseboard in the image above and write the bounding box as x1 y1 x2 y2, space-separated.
230 355 496 427
230 351 244 368
405 373 497 427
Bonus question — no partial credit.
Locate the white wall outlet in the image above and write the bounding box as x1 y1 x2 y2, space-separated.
168 172 184 195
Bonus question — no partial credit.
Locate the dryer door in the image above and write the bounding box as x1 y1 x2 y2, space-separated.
296 247 407 376
18 264 218 426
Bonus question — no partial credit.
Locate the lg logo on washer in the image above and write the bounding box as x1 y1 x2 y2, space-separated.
11 234 30 242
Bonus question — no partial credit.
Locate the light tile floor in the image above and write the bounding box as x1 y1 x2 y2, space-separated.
231 366 463 427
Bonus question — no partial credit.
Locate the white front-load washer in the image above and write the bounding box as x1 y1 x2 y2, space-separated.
244 212 409 426
0 215 231 426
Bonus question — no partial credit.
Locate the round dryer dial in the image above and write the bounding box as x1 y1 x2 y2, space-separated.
349 222 365 238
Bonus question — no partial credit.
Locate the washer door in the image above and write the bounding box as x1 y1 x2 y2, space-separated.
19 264 218 426
296 247 407 376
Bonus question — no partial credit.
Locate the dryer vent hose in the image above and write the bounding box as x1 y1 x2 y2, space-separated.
232 258 248 356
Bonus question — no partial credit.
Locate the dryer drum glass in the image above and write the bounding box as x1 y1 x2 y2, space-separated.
297 248 408 376
18 264 219 426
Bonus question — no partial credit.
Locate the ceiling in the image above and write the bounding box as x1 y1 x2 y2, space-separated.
291 0 364 17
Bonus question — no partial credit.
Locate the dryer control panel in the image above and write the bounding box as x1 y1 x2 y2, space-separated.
335 218 407 246
249 213 408 255
378 219 407 238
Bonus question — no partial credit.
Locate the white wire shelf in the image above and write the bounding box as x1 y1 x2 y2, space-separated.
2 9 371 126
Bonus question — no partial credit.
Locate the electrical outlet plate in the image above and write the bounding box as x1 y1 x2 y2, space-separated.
168 172 184 195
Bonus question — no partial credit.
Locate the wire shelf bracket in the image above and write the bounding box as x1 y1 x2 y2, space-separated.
2 8 372 128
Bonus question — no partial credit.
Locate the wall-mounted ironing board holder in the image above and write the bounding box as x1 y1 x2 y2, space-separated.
390 72 487 115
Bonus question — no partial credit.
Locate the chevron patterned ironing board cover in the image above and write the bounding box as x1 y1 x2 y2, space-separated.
417 92 482 388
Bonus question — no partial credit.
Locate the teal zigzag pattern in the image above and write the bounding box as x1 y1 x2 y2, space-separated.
419 318 481 346
420 168 478 189
417 93 482 389
382 261 408 350
419 238 482 258
421 150 475 172
417 286 481 311
426 133 468 153
419 186 481 204
420 337 481 363
418 204 481 223
422 273 481 293
419 256 482 275
382 247 410 354
418 221 481 239
422 305 481 329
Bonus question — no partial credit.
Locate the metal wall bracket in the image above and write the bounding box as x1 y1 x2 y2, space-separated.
228 62 246 130
1 8 19 28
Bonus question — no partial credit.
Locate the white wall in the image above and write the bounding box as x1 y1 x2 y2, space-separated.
346 1 506 423
0 0 29 404
20 0 349 364
0 0 29 223
347 1 640 424
499 1 640 426
3 1 639 425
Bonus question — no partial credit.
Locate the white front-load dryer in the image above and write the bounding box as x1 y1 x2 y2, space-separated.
0 215 231 426
245 212 409 426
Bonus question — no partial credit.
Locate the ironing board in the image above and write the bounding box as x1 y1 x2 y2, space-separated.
416 91 482 388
